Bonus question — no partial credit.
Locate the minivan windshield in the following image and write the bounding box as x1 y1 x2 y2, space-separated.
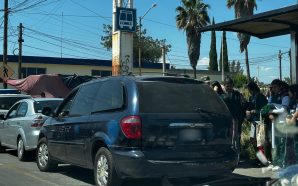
137 81 229 114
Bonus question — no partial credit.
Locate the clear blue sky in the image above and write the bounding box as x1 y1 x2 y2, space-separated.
0 0 297 83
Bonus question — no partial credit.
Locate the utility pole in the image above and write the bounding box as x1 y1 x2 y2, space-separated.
278 50 282 80
138 17 142 75
3 0 8 88
18 23 24 79
289 50 292 84
162 45 166 76
221 32 224 82
138 3 157 76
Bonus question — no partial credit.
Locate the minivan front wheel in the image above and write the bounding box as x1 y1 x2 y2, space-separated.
36 137 58 172
94 147 121 186
17 138 27 161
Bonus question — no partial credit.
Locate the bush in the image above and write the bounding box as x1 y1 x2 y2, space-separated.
240 121 256 160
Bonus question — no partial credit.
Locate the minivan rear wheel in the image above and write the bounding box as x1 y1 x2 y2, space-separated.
17 138 27 161
36 137 58 172
94 147 121 186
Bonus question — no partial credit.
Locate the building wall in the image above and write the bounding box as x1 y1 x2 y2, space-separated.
5 62 164 79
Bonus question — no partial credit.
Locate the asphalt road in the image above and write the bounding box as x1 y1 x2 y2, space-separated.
0 150 273 186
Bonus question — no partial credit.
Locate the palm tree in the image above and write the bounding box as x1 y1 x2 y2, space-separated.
227 0 257 81
176 0 210 79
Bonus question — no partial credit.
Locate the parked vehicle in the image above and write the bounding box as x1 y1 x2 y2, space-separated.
0 94 31 116
0 98 63 160
36 76 239 186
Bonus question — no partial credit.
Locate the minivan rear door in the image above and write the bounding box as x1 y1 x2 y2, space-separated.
137 79 236 161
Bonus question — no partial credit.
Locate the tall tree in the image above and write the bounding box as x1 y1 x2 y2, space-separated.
208 18 218 71
227 0 257 81
219 31 229 72
176 0 210 79
100 24 171 63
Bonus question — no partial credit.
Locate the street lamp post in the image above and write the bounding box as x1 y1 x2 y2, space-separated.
138 3 157 76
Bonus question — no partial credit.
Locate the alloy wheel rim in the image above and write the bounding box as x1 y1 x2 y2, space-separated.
38 143 48 167
96 155 109 186
18 139 24 159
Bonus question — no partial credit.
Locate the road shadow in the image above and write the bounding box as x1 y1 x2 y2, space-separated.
5 149 36 162
55 165 95 185
52 164 272 186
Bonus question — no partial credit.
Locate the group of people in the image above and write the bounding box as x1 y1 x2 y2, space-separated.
211 77 298 172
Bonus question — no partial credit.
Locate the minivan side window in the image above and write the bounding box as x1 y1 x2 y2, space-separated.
69 82 100 116
92 80 124 113
57 90 78 117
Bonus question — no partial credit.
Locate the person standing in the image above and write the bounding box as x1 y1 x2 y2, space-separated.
223 77 246 143
268 79 290 171
246 81 268 157
285 84 298 165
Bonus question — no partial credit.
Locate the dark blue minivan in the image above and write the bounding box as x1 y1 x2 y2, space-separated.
36 76 239 186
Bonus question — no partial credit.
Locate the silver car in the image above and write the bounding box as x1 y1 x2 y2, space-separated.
0 98 63 161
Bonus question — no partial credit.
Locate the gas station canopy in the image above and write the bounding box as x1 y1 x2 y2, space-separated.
199 4 298 39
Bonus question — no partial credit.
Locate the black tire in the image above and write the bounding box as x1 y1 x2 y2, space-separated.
36 137 58 172
94 147 121 186
17 138 27 161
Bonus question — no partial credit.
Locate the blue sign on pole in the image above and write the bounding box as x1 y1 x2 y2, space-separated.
116 7 136 32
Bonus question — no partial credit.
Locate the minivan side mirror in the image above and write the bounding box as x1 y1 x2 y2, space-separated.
58 110 69 118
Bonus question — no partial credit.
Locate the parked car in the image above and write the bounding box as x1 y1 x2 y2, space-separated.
0 94 32 117
36 76 239 186
0 98 63 160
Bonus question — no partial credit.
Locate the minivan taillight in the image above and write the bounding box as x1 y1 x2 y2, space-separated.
120 116 142 139
31 116 44 128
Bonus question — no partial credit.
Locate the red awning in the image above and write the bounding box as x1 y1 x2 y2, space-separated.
7 74 70 98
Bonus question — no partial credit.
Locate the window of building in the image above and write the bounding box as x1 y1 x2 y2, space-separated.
21 67 46 78
91 70 111 77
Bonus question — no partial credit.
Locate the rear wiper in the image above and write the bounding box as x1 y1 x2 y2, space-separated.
194 107 228 117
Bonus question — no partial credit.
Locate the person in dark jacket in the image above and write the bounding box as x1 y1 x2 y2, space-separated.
245 81 268 160
223 77 246 142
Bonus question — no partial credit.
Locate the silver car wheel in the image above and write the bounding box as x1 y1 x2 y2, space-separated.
96 155 109 186
38 143 48 168
17 139 24 159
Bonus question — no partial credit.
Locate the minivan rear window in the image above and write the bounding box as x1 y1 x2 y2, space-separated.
137 81 229 114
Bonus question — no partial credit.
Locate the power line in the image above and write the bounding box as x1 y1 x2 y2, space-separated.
69 0 111 22
23 33 110 59
16 12 111 18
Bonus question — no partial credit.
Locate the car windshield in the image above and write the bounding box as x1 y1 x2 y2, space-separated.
34 100 62 113
0 97 29 110
137 80 229 114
